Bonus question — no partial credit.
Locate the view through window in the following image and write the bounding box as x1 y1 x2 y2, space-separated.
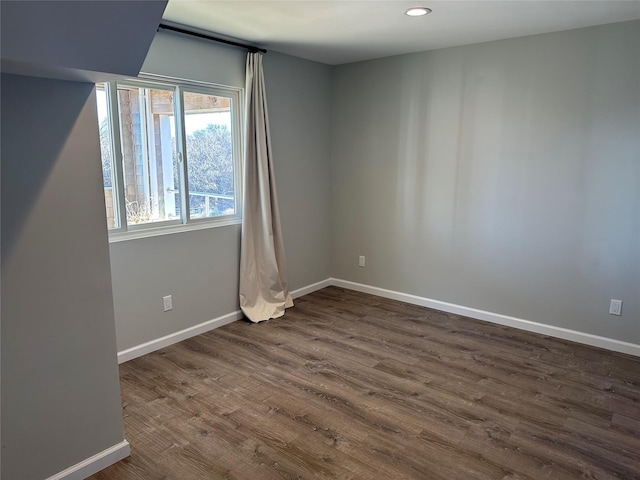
96 78 241 235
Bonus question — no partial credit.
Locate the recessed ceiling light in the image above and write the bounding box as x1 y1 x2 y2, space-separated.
405 7 432 17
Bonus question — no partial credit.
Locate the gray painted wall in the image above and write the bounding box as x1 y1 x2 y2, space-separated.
1 0 167 82
110 33 333 352
1 74 125 479
140 30 246 88
263 51 333 290
331 21 640 343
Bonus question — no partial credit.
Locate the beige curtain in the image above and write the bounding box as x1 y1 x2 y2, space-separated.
239 52 293 323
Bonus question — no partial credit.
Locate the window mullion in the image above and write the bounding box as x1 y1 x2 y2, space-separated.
174 86 190 224
108 82 128 232
138 89 152 214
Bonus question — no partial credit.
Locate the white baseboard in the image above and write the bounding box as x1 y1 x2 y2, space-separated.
291 278 333 299
118 310 242 363
45 440 130 480
117 278 332 364
331 278 640 357
118 276 638 363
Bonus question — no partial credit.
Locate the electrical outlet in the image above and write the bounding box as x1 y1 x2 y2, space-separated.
163 295 173 312
609 299 622 316
358 255 365 267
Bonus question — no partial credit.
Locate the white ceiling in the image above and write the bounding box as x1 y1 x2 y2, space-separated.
163 0 640 65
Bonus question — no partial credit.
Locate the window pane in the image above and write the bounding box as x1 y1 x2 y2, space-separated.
117 85 180 225
183 91 236 219
96 84 119 229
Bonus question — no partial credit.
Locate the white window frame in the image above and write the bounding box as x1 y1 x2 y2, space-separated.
100 74 243 242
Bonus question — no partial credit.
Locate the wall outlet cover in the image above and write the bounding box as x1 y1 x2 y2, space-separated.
609 299 622 316
163 295 173 312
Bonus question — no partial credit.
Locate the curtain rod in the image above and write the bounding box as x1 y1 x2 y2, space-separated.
158 23 267 54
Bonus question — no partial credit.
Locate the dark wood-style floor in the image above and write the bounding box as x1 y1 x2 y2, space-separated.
90 287 640 480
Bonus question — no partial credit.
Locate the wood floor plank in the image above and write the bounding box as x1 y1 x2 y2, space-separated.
89 287 640 479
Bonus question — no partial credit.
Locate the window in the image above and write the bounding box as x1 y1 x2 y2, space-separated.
96 76 242 238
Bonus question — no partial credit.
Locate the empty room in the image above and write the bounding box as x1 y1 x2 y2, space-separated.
1 1 639 479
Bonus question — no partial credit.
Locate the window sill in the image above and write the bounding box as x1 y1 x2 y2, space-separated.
108 217 241 243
